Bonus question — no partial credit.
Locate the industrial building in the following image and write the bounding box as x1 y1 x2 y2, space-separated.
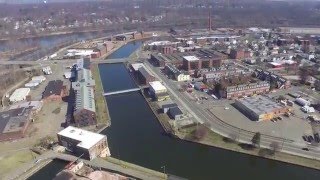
203 67 251 82
150 48 227 70
57 126 109 160
220 81 270 99
235 95 290 121
295 98 311 107
149 81 170 101
137 66 155 85
25 76 46 88
42 80 67 102
9 88 30 103
73 85 96 127
72 58 96 127
0 107 33 141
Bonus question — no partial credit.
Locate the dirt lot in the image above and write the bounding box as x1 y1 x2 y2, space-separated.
0 63 71 178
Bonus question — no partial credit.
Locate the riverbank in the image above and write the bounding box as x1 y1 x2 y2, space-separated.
174 123 320 170
92 63 111 127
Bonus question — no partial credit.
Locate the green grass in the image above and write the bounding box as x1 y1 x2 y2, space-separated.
92 64 110 125
176 125 320 169
0 150 37 177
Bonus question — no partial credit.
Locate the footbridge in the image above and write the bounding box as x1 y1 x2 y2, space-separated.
103 87 140 96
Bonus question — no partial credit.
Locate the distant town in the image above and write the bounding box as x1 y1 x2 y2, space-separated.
2 0 320 180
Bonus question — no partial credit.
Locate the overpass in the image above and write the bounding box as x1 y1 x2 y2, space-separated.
103 88 140 96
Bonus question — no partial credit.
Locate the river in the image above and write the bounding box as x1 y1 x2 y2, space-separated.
0 30 112 52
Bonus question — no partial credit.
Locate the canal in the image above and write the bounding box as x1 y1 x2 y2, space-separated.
98 41 320 180
27 40 320 180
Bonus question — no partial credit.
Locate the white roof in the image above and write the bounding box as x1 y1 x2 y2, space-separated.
131 63 145 71
183 56 199 62
149 81 167 91
10 101 43 111
64 72 72 78
25 81 39 87
9 88 30 102
32 76 46 82
58 126 106 149
269 62 282 66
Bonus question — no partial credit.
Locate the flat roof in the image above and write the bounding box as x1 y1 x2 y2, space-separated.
9 88 30 102
183 56 199 62
236 95 285 115
42 80 64 98
0 107 32 135
149 81 167 91
131 63 145 71
58 126 105 149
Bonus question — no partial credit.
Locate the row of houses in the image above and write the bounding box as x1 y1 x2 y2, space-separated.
220 81 270 99
254 69 291 89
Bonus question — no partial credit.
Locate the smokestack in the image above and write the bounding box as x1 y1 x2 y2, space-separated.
208 11 212 32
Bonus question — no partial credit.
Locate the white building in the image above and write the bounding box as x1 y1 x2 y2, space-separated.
32 76 46 83
57 126 110 160
149 81 167 94
176 73 190 82
9 88 30 103
25 81 40 88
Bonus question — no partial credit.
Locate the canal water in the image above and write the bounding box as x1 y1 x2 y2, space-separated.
27 40 320 180
27 159 68 180
98 41 320 180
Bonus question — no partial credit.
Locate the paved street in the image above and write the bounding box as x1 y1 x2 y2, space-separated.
144 60 320 161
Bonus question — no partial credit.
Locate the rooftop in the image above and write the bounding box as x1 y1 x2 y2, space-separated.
75 85 95 113
131 63 145 71
0 107 32 135
183 55 199 62
236 95 285 115
42 80 64 99
149 81 167 92
9 88 30 102
57 126 106 149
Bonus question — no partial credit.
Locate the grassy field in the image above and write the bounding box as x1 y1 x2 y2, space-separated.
92 64 110 126
176 125 320 170
0 150 38 177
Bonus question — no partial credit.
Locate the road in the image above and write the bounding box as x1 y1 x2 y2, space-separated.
0 58 129 65
144 60 320 161
6 151 166 180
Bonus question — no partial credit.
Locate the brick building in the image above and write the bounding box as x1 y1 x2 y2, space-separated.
57 126 109 160
220 81 270 99
235 95 289 121
0 107 33 142
230 49 251 59
42 80 67 102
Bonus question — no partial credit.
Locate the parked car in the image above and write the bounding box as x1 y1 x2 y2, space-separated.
302 148 309 151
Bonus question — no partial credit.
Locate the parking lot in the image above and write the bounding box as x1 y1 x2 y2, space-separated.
172 79 320 146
